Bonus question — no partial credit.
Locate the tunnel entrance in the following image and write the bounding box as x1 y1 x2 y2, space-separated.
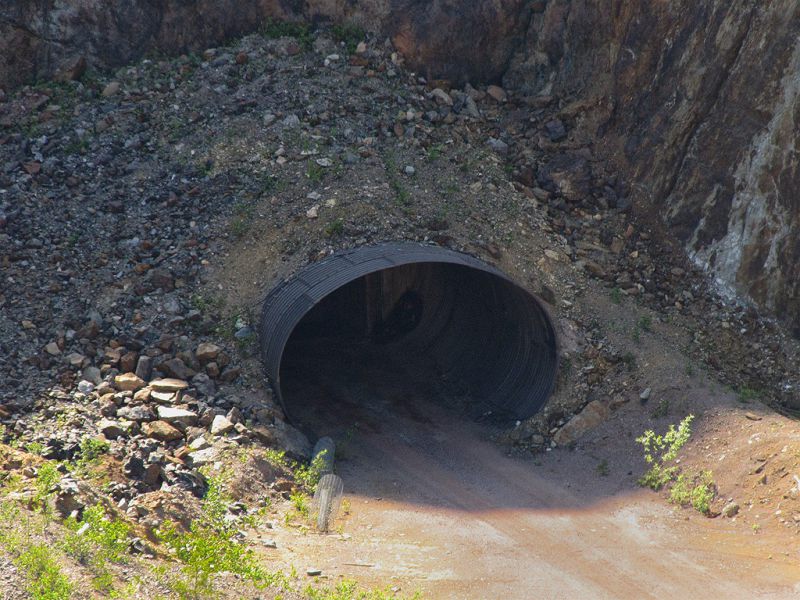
259 243 558 429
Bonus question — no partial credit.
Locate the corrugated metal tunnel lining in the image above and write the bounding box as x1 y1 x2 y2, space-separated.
259 242 558 422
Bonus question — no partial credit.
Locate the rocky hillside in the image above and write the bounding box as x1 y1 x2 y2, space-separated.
5 0 799 332
2 12 800 599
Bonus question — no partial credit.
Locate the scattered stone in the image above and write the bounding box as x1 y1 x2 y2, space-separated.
101 81 121 97
142 421 183 443
150 378 189 393
639 388 652 402
486 85 507 103
722 502 740 518
195 343 221 362
553 400 610 446
82 366 102 385
745 412 762 421
135 355 153 381
189 436 210 451
431 88 453 106
115 373 146 392
188 447 218 467
45 342 61 356
306 568 322 577
487 137 508 155
98 418 127 440
117 405 156 422
157 406 199 428
544 119 567 142
210 415 234 436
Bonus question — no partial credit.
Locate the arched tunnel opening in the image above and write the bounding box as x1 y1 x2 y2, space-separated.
259 243 558 436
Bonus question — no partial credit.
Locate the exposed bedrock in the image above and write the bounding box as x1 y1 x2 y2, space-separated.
505 0 800 330
0 0 527 90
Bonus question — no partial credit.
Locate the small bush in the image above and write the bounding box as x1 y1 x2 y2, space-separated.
34 462 60 512
636 415 694 490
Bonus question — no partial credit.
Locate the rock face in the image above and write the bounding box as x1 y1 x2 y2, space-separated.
504 0 800 331
0 0 288 89
389 0 529 84
0 0 526 91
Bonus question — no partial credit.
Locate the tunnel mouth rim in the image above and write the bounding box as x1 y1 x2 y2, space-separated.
259 242 560 423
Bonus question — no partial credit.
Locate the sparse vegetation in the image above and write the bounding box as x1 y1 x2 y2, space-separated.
0 504 72 600
15 544 73 600
330 23 365 54
426 143 444 161
669 471 715 515
596 460 609 477
610 287 623 304
78 436 110 465
650 398 669 419
295 450 329 491
262 19 313 50
737 386 760 403
306 160 325 183
306 578 422 600
622 352 637 371
325 218 345 237
34 462 60 513
63 504 131 593
157 476 285 599
636 415 694 491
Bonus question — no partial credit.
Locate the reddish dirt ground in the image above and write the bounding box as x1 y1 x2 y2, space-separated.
258 356 800 599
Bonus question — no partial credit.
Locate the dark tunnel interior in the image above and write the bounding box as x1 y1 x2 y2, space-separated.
274 261 557 431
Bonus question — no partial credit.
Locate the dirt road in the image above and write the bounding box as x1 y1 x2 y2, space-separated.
266 357 800 599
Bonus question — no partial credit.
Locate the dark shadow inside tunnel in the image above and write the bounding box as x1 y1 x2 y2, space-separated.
266 254 558 434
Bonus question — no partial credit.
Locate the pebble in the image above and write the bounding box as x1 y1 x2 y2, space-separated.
722 502 740 518
431 88 453 106
639 388 652 402
101 81 121 97
486 85 507 103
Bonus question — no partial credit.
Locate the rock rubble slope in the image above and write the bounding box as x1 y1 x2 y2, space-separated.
0 24 800 598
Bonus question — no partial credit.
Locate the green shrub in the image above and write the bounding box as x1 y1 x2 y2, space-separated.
636 415 694 490
34 462 60 512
